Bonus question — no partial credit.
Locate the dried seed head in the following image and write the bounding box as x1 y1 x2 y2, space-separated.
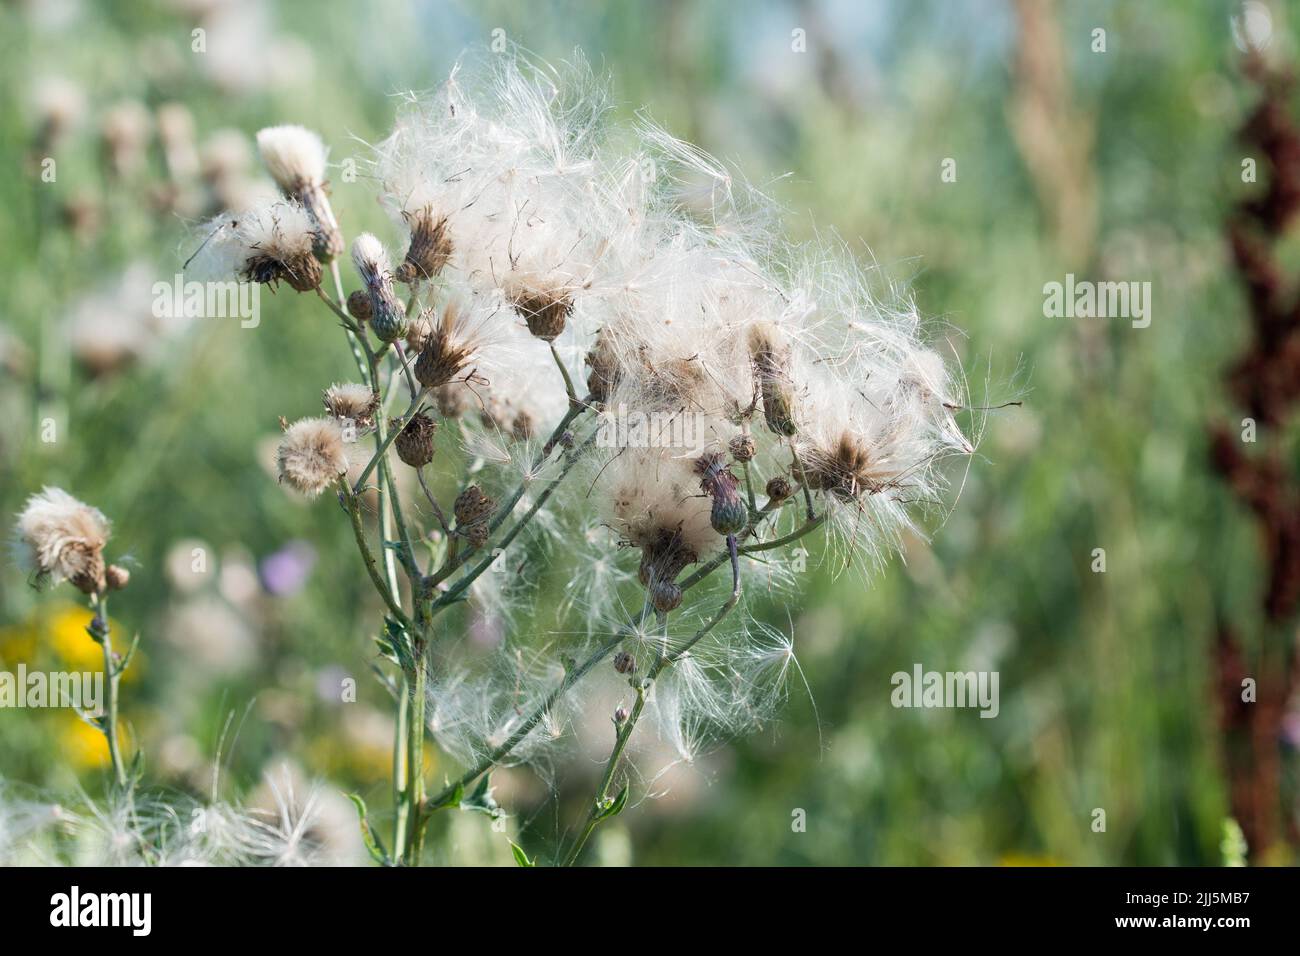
105 564 131 591
351 233 407 342
14 487 110 594
322 382 379 427
729 433 756 463
800 432 875 499
100 100 151 179
394 205 453 283
749 323 797 437
347 289 372 324
193 200 324 293
393 412 438 468
256 125 342 260
650 579 683 613
454 485 495 524
405 312 433 352
256 124 326 194
276 416 350 498
765 475 793 504
585 329 620 404
464 522 491 549
414 302 477 389
245 248 323 292
613 650 636 674
637 527 698 591
696 452 747 536
507 282 573 342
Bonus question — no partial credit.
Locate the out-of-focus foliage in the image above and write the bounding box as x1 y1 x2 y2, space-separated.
0 0 1289 865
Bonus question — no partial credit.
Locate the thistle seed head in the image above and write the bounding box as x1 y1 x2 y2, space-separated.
395 205 453 283
105 564 131 591
414 301 477 389
613 650 636 674
454 485 496 524
322 382 379 428
276 416 351 498
729 432 756 463
393 412 438 468
14 487 110 594
507 281 573 342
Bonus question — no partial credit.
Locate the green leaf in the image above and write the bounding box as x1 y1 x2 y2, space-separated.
461 773 499 816
595 784 629 821
510 841 535 867
430 781 464 811
347 793 391 866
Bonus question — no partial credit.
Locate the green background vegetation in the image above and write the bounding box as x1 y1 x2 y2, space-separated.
0 0 1289 865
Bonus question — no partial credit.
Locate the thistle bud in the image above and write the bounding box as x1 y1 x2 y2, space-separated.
347 289 372 324
508 284 572 342
695 452 747 536
585 330 620 404
765 475 793 504
749 325 797 437
393 412 437 468
105 564 131 591
614 706 629 724
650 579 682 613
394 205 453 283
613 650 636 674
729 433 756 463
351 233 407 343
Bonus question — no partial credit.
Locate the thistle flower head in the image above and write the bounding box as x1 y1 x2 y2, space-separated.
13 487 110 593
276 417 351 498
413 299 482 389
188 198 322 292
322 382 378 428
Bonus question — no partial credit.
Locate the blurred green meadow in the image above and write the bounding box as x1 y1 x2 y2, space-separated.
0 0 1292 865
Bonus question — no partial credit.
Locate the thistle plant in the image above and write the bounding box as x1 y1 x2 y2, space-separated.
185 52 974 866
12 488 137 792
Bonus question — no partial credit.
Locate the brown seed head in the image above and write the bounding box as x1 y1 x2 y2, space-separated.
393 412 438 468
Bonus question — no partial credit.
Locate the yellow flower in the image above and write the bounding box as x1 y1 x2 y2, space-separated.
43 604 141 683
0 624 38 664
55 712 134 772
57 713 111 770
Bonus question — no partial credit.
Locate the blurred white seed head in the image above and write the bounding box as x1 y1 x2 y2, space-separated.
255 124 327 191
13 487 110 594
276 417 351 498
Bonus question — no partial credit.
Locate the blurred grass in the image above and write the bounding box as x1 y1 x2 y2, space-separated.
0 0 1292 865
